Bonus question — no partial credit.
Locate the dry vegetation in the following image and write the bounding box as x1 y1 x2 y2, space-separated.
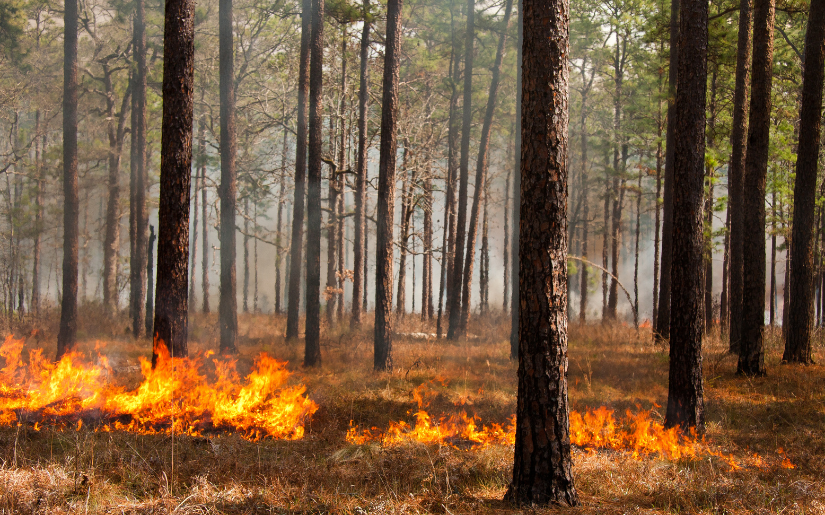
1 307 824 514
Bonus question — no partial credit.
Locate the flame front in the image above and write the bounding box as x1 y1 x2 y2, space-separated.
0 336 317 440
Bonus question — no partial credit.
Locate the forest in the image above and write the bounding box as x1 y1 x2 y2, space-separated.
0 0 824 509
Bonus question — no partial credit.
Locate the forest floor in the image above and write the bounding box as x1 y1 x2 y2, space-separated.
1 308 824 514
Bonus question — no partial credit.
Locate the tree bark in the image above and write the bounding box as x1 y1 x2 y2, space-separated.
131 0 149 338
152 0 195 365
728 0 752 353
243 197 250 313
784 0 825 364
423 172 434 320
190 120 202 309
509 0 522 359
304 0 324 367
351 0 370 327
739 0 774 376
201 128 210 314
665 0 707 432
396 148 410 318
655 0 679 342
374 0 402 371
145 225 156 336
504 0 578 500
276 130 288 314
286 0 312 339
57 0 79 360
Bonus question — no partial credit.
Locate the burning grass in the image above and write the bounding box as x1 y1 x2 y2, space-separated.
1 310 824 514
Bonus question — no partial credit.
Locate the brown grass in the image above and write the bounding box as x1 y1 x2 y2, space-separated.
1 308 824 514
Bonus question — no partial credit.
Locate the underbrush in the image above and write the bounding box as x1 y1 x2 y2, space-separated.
0 308 823 514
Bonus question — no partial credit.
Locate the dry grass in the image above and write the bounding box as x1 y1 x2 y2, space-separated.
1 308 824 514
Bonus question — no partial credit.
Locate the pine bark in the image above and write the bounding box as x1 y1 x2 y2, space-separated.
275 131 288 314
243 198 250 313
57 0 79 359
739 0 774 376
190 121 202 308
351 0 370 327
152 0 195 365
784 0 825 364
286 0 312 339
504 0 578 500
305 0 324 367
32 111 43 317
422 172 434 320
145 225 155 336
665 0 707 431
374 0 402 370
131 0 149 338
509 0 522 360
201 134 210 313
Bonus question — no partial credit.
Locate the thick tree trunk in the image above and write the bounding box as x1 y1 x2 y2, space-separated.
130 0 148 339
305 0 324 367
459 0 513 334
447 0 474 340
374 0 402 370
57 0 79 359
152 0 195 365
351 0 370 327
784 0 825 364
665 0 707 432
286 0 312 339
218 0 238 355
728 0 752 353
504 0 578 501
655 0 679 342
739 0 774 376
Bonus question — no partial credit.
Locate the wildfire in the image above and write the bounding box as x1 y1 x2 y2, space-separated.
0 335 317 440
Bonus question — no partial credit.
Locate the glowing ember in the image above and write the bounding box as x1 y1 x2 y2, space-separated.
0 336 317 440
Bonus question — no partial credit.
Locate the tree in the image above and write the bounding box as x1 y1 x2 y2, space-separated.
739 0 775 376
56 0 79 360
304 0 324 367
286 0 312 340
509 0 522 360
351 0 370 328
374 0 403 371
728 0 752 354
665 0 708 432
504 0 578 503
784 0 825 364
152 0 195 366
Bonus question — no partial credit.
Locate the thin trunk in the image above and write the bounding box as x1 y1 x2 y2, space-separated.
509 0 522 359
705 174 714 332
32 111 43 317
396 148 410 318
151 0 195 365
351 0 370 327
422 172 434 320
601 162 610 322
579 72 591 324
653 53 664 329
145 226 155 336
480 174 489 315
504 134 512 315
275 130 288 314
130 0 148 339
633 169 642 329
739 0 774 376
770 189 777 325
190 121 202 309
201 127 210 314
444 1 461 328
243 197 250 312
374 0 402 370
721 205 730 333
336 27 347 322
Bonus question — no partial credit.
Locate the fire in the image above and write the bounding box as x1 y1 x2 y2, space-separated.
0 336 317 440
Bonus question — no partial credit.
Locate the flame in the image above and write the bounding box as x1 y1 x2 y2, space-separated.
777 448 796 469
0 336 317 440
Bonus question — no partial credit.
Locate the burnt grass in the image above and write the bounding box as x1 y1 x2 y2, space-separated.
1 308 824 514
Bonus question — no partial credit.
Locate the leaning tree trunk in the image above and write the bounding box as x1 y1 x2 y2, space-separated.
665 0 707 432
459 0 513 334
374 0 403 371
655 0 680 342
286 0 312 339
219 0 238 355
504 0 578 502
57 0 79 360
784 0 825 364
447 0 474 340
304 0 324 367
728 0 752 353
351 0 370 328
152 0 195 366
739 0 774 376
131 0 148 338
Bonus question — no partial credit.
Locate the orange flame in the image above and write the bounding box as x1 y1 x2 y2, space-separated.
0 336 317 440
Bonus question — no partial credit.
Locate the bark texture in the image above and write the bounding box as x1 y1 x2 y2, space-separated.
130 0 148 338
352 1 370 327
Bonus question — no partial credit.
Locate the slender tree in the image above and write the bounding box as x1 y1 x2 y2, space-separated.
152 0 195 365
351 0 370 327
131 0 149 338
374 0 403 371
784 0 825 364
509 0 522 360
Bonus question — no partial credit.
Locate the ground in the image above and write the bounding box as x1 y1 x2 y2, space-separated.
0 308 823 514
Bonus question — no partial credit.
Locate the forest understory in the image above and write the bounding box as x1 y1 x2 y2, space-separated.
0 310 822 514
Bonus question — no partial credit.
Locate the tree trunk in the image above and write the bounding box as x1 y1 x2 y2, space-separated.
653 57 664 329
739 0 774 376
336 28 347 323
422 173 434 320
374 0 402 370
655 0 679 342
32 111 44 317
579 73 591 324
504 0 578 501
190 120 202 308
243 197 250 313
665 0 707 432
286 0 312 339
721 206 730 332
351 0 370 327
770 189 776 325
447 0 474 340
305 0 324 367
784 0 825 363
145 225 155 336
633 170 642 329
728 0 752 353
396 149 410 318
201 128 210 314
152 0 195 365
480 175 489 314
326 160 339 324
601 167 610 322
130 0 148 339
459 0 512 334
504 138 511 315
705 174 714 332
276 131 288 314
57 0 79 359
509 0 522 359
